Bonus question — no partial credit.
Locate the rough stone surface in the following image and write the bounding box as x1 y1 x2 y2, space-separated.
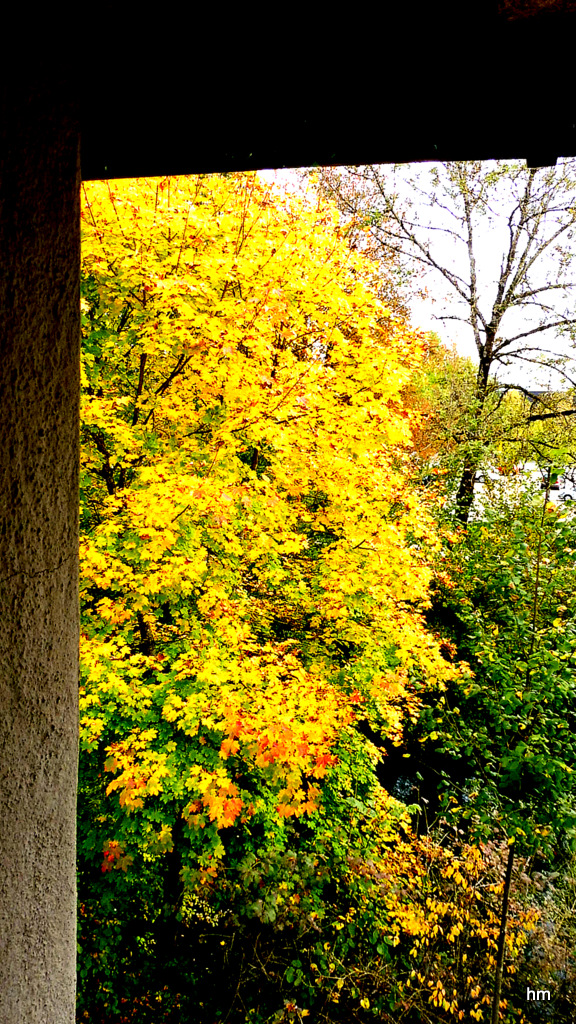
0 73 80 1022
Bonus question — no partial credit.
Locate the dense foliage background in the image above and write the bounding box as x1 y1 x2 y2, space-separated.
77 170 576 1023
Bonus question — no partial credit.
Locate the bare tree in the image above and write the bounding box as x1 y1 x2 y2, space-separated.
311 160 576 521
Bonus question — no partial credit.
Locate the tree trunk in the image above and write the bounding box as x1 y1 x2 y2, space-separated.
155 814 187 993
491 843 515 1024
454 461 479 523
454 353 491 524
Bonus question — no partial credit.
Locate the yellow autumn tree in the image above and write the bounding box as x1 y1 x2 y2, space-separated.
76 173 478 1022
79 170 457 835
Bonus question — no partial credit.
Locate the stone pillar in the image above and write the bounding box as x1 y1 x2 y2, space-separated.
0 73 80 1022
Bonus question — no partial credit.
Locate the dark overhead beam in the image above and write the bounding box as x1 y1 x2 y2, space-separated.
80 5 576 181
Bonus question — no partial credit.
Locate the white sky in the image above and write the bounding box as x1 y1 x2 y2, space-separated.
258 163 576 393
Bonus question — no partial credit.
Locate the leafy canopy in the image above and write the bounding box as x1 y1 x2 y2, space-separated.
79 172 459 873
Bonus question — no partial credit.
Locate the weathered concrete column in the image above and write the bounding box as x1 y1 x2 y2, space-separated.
0 74 80 1022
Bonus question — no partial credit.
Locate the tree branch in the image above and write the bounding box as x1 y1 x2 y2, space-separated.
132 353 147 426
